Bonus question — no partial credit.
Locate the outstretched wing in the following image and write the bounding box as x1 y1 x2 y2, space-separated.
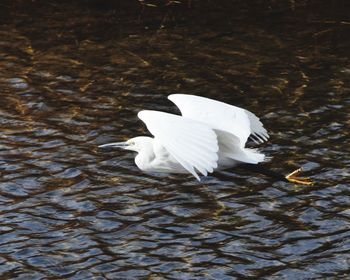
168 94 269 146
138 110 219 180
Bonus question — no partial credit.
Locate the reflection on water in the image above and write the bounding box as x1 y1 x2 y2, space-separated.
0 2 349 279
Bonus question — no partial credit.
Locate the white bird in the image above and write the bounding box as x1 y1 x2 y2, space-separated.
99 94 312 185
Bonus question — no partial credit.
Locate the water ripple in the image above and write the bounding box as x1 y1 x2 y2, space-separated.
0 2 349 279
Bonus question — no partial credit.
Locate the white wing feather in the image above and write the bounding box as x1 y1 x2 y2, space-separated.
138 110 219 180
168 94 269 146
245 111 269 144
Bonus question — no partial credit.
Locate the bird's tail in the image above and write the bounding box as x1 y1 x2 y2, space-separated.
239 148 266 164
224 148 266 164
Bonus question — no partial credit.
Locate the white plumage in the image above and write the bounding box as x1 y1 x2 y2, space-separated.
99 94 269 181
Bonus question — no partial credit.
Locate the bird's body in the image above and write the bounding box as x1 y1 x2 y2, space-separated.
132 136 240 174
136 137 189 173
99 94 312 184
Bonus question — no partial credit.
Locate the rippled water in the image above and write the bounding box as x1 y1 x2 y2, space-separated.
0 2 349 279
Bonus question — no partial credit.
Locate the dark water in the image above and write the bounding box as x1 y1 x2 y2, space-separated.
0 2 349 279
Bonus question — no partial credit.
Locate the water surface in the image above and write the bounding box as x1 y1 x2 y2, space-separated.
0 2 349 279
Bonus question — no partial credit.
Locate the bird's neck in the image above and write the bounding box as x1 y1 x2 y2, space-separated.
134 139 155 171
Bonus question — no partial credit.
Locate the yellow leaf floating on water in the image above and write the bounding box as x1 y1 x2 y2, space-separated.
25 46 34 55
67 58 83 65
80 81 94 92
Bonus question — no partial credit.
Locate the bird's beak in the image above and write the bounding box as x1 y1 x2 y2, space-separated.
98 142 128 149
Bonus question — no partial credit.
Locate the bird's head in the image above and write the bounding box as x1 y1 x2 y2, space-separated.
98 136 152 153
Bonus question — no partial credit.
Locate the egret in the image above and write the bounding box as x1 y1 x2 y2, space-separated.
99 94 312 185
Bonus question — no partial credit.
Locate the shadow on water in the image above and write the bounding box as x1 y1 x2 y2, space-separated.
0 1 349 279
